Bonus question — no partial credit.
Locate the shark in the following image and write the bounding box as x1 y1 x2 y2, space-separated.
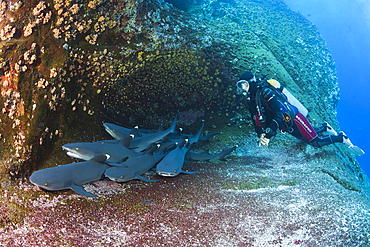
156 139 197 177
155 120 205 152
103 113 177 152
185 146 236 161
164 120 204 145
103 122 160 140
104 145 165 182
128 113 178 152
62 135 140 162
29 155 118 197
166 123 220 142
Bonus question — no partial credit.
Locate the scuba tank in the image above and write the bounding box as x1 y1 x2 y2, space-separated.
267 79 309 117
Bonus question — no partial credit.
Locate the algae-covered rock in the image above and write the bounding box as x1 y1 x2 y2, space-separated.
0 0 237 178
0 0 369 244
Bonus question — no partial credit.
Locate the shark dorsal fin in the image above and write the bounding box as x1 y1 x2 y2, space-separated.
90 154 108 163
131 127 141 137
185 141 191 149
157 125 164 132
145 145 159 155
178 140 186 149
118 135 133 148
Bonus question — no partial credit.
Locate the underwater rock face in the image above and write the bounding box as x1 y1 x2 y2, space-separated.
0 0 369 244
0 0 237 177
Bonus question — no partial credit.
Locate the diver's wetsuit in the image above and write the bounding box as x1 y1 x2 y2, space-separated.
247 80 343 148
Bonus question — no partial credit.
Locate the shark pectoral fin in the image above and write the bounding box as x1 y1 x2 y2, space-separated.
108 163 129 168
180 169 198 174
71 185 98 197
91 154 108 163
120 156 130 163
138 175 160 182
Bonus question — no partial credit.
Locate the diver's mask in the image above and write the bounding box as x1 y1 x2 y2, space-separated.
236 80 250 97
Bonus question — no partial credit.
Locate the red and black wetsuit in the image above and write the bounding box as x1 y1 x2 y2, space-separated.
247 81 342 147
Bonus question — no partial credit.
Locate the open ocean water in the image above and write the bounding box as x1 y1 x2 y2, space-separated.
283 0 370 182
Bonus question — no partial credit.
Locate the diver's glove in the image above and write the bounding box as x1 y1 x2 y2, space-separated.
264 127 276 139
259 133 270 147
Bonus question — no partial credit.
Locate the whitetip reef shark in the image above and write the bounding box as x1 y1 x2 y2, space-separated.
103 122 161 139
156 139 197 177
104 145 165 182
104 113 178 152
29 155 122 197
62 135 140 162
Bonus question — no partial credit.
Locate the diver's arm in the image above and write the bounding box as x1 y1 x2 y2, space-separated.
262 88 282 138
248 99 264 137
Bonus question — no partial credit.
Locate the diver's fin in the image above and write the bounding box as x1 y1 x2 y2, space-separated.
347 145 365 156
341 131 365 156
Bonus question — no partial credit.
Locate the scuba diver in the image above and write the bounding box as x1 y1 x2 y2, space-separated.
236 71 364 156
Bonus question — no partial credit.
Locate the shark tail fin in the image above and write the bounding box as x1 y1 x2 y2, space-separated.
199 132 221 141
169 111 178 133
217 146 237 161
190 120 205 144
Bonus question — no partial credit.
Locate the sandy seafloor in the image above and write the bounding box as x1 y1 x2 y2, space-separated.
0 131 369 247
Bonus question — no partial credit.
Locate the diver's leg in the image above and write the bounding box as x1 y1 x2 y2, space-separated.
292 113 318 142
309 135 343 148
313 126 325 134
314 122 337 135
309 132 364 155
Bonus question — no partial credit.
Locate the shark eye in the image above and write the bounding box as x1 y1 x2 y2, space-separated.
120 175 124 178
75 148 79 151
44 182 48 186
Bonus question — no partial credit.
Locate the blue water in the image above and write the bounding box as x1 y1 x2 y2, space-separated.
283 0 370 179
